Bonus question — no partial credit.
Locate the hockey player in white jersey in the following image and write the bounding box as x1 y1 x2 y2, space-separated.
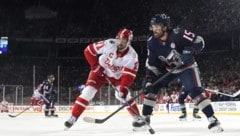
1 98 9 113
64 28 144 130
30 84 44 106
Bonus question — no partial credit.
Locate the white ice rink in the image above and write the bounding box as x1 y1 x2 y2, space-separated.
0 112 239 136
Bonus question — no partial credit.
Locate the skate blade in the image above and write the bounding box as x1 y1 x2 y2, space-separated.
132 126 148 132
64 127 70 131
179 118 187 121
192 118 201 121
210 126 224 133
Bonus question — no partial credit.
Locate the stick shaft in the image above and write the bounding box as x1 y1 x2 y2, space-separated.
83 65 180 124
207 89 240 97
8 106 32 118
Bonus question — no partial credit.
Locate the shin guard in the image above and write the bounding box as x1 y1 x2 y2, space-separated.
72 97 89 117
126 101 140 116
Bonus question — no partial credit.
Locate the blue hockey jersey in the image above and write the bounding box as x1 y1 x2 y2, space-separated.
146 27 204 77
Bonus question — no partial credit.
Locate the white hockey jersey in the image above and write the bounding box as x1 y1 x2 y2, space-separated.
86 39 139 80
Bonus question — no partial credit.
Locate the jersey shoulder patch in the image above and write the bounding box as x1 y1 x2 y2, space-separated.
106 38 117 45
109 40 115 44
173 27 180 34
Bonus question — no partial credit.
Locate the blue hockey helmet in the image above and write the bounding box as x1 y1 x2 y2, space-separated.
150 13 171 27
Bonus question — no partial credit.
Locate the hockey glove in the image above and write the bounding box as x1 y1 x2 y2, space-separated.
118 86 128 99
91 62 104 76
142 76 154 94
181 47 194 65
143 82 153 94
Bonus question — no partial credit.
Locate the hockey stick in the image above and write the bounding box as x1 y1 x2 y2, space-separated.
83 92 143 124
39 93 50 104
206 89 240 97
8 106 32 118
106 77 155 134
83 64 181 125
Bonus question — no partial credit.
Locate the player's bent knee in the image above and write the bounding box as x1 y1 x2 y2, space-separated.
80 86 97 101
178 95 185 104
193 94 211 110
143 93 157 107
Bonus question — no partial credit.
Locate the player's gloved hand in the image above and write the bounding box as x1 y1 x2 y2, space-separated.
91 62 104 76
37 99 45 106
143 82 153 94
118 86 128 99
181 47 194 65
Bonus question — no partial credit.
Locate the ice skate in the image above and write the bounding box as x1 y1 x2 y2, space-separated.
64 116 78 131
192 108 201 121
51 114 59 118
192 113 201 121
143 115 151 124
50 111 58 117
132 116 145 127
179 113 187 121
45 114 52 118
208 116 223 133
132 115 150 131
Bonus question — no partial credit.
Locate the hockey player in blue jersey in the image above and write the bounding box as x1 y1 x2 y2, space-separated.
39 74 58 117
139 13 223 132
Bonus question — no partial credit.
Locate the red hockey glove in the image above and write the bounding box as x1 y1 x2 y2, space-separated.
91 62 104 76
118 86 128 99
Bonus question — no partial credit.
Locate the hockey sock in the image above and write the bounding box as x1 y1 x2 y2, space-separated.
50 110 55 115
193 107 199 114
180 104 186 114
182 107 186 113
142 104 153 116
72 97 89 117
202 105 214 117
126 102 140 116
44 108 49 116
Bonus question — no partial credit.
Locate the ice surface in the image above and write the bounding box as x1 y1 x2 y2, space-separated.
0 112 239 136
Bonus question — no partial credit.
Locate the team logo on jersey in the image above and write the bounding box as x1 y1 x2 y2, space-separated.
158 56 168 63
170 42 176 48
105 58 124 72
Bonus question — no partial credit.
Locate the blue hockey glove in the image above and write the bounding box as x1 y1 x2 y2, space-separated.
181 47 194 65
142 76 155 94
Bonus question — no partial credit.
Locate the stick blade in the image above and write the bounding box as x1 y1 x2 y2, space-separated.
83 117 97 123
233 90 240 97
149 128 155 134
8 114 17 118
83 117 105 124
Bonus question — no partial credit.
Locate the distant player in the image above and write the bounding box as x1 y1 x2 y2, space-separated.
163 92 171 113
1 98 9 113
64 28 144 130
141 13 223 132
30 84 44 106
39 74 58 117
170 90 178 103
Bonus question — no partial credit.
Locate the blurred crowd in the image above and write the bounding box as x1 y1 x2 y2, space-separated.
1 0 240 37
